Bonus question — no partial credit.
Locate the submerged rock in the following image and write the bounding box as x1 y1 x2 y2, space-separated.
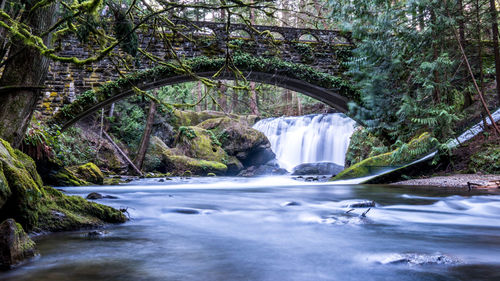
342 200 376 208
292 162 344 176
376 253 461 266
86 230 110 238
169 208 200 215
280 201 301 207
238 165 288 177
0 219 36 270
86 192 103 200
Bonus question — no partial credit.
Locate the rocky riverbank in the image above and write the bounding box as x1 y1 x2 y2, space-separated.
392 174 500 188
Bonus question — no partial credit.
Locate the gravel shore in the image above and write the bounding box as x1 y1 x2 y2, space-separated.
392 174 500 188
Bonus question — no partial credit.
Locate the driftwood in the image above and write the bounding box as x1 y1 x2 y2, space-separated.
103 131 143 176
467 180 500 191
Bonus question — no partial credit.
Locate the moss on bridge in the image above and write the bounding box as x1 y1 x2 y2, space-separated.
50 54 357 129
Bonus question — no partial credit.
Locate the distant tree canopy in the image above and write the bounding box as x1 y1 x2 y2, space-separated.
328 0 500 144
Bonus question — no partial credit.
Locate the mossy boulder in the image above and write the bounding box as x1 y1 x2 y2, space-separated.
144 137 227 176
332 133 435 181
0 139 44 229
70 163 104 185
0 219 36 270
171 110 258 129
176 126 229 163
198 117 267 155
51 167 89 187
0 138 126 232
36 186 126 232
197 117 275 167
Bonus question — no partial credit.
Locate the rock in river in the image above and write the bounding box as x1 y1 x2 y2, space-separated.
0 219 37 270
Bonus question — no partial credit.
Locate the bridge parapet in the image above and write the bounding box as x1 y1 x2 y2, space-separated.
40 21 352 118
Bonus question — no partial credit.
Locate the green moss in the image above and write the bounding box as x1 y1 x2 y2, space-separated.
468 145 500 174
37 186 126 232
103 177 125 185
177 126 228 163
169 155 227 175
52 167 89 187
197 117 267 155
0 163 11 209
14 221 35 252
332 132 435 181
0 138 126 232
0 140 44 229
344 127 388 168
144 136 227 176
70 162 104 185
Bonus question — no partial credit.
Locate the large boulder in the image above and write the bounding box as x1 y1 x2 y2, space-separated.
172 110 259 129
144 137 227 176
292 162 344 176
176 126 229 163
0 219 36 270
69 163 104 185
238 165 288 177
0 138 126 232
197 117 275 167
0 139 44 229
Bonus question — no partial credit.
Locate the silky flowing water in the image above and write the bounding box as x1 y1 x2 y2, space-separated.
253 114 356 171
1 177 499 281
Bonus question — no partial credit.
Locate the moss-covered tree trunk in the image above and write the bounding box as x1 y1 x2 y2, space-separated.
0 1 57 147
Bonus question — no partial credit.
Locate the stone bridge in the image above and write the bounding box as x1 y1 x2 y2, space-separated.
42 21 355 129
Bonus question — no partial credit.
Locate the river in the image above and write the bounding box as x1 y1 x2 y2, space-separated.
1 177 499 281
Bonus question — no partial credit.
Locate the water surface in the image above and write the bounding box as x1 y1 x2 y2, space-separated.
1 177 499 281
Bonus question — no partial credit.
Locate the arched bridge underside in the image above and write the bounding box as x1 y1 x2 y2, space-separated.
50 55 358 130
41 21 353 119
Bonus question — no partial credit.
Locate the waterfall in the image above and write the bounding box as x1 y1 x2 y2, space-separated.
253 113 356 171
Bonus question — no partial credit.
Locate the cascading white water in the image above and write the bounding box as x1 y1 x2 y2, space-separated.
253 113 356 171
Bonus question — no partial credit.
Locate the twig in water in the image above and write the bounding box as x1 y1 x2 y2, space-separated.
361 208 371 218
345 208 355 214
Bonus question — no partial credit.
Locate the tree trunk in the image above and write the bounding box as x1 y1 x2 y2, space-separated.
134 100 156 171
458 0 465 46
489 0 500 103
231 81 238 113
476 0 485 93
0 1 58 147
249 83 259 115
196 82 202 111
218 82 227 113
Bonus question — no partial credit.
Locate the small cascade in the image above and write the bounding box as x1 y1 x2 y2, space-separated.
253 113 356 171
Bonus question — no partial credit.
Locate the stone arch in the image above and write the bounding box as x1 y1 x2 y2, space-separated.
50 55 357 130
193 27 215 37
265 31 285 41
229 29 252 39
298 33 319 42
